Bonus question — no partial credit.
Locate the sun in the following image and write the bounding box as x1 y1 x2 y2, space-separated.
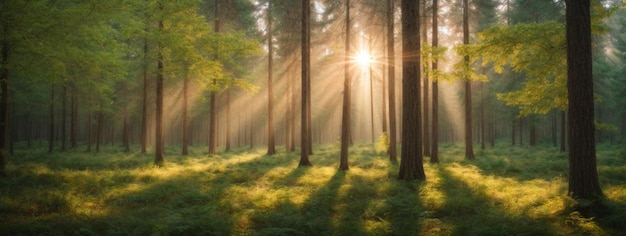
355 51 373 66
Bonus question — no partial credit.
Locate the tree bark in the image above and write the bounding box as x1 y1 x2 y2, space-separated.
0 40 9 173
61 84 67 152
182 76 189 155
461 20 472 150
340 0 351 171
225 89 231 152
71 85 78 148
565 0 602 199
421 0 430 157
398 0 425 181
154 16 165 166
386 0 398 163
267 1 276 155
48 87 55 153
430 0 439 163
299 0 312 167
141 35 148 154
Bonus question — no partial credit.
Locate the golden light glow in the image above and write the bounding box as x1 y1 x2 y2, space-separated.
355 51 373 66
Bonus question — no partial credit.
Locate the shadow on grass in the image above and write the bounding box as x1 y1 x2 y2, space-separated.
436 165 557 235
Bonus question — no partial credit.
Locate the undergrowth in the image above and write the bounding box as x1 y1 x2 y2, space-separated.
0 143 625 235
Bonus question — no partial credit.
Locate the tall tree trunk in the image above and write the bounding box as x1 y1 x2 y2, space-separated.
48 87 55 153
421 0 430 157
0 40 9 173
398 0 425 181
209 1 220 156
61 84 67 152
141 36 148 154
386 0 398 163
511 120 516 145
369 42 375 144
565 0 602 199
430 0 439 163
381 37 388 135
154 16 165 166
267 2 276 155
289 70 296 152
463 0 475 160
70 85 78 148
86 110 92 152
519 117 523 145
182 76 189 155
299 0 312 167
340 0 351 171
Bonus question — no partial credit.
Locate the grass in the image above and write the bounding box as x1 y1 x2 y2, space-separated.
1 142 625 235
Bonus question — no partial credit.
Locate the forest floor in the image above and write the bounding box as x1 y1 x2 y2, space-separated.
1 142 625 235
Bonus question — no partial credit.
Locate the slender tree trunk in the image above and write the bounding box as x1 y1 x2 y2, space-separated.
480 82 485 150
430 0 439 163
141 36 148 154
381 36 388 134
0 40 9 173
398 0 425 181
209 1 220 156
463 0 474 160
511 120 516 145
154 16 165 166
182 76 189 155
552 110 558 147
289 70 296 152
519 117 523 145
421 0 430 157
340 0 351 171
86 110 92 152
560 109 566 152
387 0 398 163
369 44 375 144
299 0 312 167
71 85 78 148
123 106 130 152
96 103 103 153
565 0 602 199
61 84 67 152
267 1 276 155
225 89 231 152
48 87 55 153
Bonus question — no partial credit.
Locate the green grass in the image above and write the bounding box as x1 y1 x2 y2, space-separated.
1 143 625 235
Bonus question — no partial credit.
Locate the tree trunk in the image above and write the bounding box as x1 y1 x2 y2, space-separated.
386 0 398 163
421 0 431 157
519 117 523 145
511 120 516 145
565 0 602 199
299 0 312 167
209 1 220 156
182 76 189 155
463 0 475 160
71 85 78 148
430 0 439 163
141 36 148 154
398 0 425 181
123 106 130 152
96 103 103 153
369 42 375 144
0 40 8 173
61 84 67 152
480 82 485 150
48 87 55 153
340 0 351 171
560 109 566 152
267 1 276 155
154 17 165 166
225 89 231 152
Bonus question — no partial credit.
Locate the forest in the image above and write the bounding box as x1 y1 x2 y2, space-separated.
1 0 626 235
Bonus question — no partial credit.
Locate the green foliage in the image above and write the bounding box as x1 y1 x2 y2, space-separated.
1 144 626 235
374 132 389 154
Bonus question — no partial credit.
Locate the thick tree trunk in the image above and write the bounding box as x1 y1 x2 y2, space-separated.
386 0 398 163
430 0 439 163
398 0 425 181
340 0 351 171
299 0 312 167
463 0 475 160
565 0 602 199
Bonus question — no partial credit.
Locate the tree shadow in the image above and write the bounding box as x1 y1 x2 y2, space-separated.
436 166 557 235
